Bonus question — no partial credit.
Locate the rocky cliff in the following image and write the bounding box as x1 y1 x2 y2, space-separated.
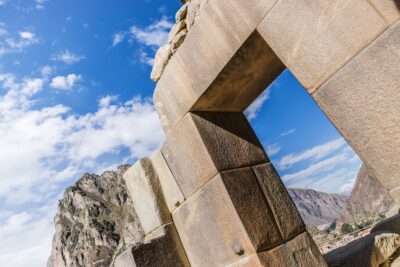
48 165 144 267
339 164 395 223
288 188 348 227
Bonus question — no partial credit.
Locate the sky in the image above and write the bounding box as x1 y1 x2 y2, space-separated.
0 0 361 266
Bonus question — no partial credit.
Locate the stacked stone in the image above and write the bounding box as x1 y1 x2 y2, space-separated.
115 151 190 266
124 0 400 265
151 0 209 82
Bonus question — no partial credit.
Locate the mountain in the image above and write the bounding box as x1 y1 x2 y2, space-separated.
339 164 395 223
288 188 348 228
48 165 144 267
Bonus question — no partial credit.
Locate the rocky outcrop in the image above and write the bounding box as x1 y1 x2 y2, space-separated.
288 188 348 227
339 164 395 224
324 232 400 267
48 165 144 267
151 0 209 82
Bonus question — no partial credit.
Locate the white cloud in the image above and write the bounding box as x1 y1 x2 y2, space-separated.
35 0 48 9
280 128 296 137
52 49 85 65
139 50 155 66
3 30 39 52
40 65 52 77
287 167 359 195
0 23 7 36
0 0 8 7
245 89 271 120
50 74 81 90
0 207 54 267
19 31 35 40
112 32 125 47
266 143 281 157
339 178 356 195
278 138 346 170
0 71 164 266
98 95 118 108
281 153 350 183
130 16 173 47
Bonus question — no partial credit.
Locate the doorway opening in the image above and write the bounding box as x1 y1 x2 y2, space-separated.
245 69 395 253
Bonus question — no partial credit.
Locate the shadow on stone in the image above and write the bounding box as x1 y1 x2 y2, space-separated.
396 0 400 10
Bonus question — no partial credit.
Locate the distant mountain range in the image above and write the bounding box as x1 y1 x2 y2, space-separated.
288 164 395 228
288 188 348 227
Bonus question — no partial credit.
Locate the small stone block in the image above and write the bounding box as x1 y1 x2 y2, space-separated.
259 232 327 267
162 112 268 198
123 159 171 235
149 150 185 212
253 163 306 241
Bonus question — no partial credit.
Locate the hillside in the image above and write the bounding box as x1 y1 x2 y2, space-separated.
339 164 395 223
48 165 144 267
288 188 348 227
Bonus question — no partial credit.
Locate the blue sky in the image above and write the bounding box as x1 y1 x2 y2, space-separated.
0 1 361 266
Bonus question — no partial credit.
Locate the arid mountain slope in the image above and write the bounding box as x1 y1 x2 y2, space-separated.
288 188 348 227
48 165 144 267
339 164 395 223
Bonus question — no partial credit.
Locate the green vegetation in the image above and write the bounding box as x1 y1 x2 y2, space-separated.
341 223 355 235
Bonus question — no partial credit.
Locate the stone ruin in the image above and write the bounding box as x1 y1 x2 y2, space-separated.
115 0 400 266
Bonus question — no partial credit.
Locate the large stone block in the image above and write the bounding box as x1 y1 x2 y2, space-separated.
226 254 262 267
257 0 387 92
259 232 327 267
313 20 400 203
162 112 268 198
149 151 185 212
116 224 190 267
153 0 281 133
191 32 285 112
252 163 306 241
369 0 400 25
123 158 171 235
172 168 283 267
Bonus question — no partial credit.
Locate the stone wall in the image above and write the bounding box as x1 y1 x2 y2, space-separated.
119 0 400 266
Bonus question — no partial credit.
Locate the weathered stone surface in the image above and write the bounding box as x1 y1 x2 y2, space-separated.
131 224 190 267
123 158 171 235
48 166 144 267
149 150 185 213
257 0 387 92
371 214 400 234
150 44 172 82
168 20 186 43
170 29 187 53
324 232 400 267
191 32 285 112
226 254 262 267
186 0 208 31
162 112 268 198
172 169 284 266
259 232 327 267
369 0 400 25
175 3 188 23
313 20 400 203
115 247 136 267
221 168 283 250
117 224 190 267
339 164 395 223
386 204 400 218
253 163 305 241
153 0 280 132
